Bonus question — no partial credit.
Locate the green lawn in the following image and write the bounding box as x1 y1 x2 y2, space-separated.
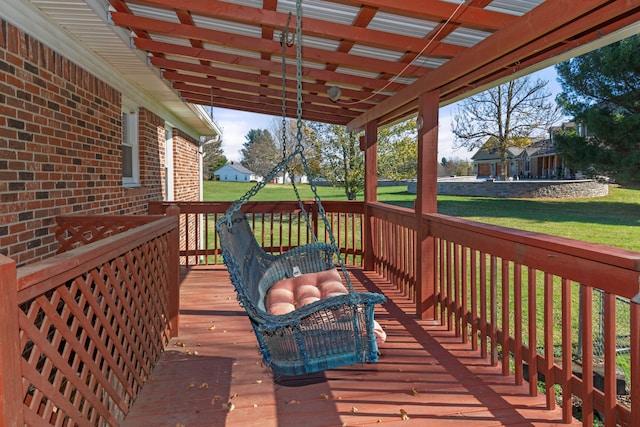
204 180 640 251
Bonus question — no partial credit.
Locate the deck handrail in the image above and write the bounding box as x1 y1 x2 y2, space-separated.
149 200 364 266
1 213 180 426
368 201 640 427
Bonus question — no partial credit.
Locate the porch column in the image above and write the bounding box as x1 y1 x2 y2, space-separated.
166 205 181 337
0 255 24 426
416 90 439 320
362 120 378 271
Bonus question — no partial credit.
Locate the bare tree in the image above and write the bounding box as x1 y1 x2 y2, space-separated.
452 76 561 180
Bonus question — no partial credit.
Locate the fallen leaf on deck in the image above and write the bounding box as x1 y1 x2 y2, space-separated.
400 409 410 420
188 382 195 388
411 387 419 396
255 379 262 384
199 383 208 389
351 406 358 412
209 325 216 330
320 393 329 400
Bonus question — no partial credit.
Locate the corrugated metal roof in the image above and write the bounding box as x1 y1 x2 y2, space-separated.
486 0 546 16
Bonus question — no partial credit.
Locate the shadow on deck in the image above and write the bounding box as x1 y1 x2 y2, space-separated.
122 265 579 427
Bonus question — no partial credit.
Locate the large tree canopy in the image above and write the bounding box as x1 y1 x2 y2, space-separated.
311 123 363 200
378 118 418 181
452 76 560 180
240 129 278 179
201 135 227 180
271 118 322 183
555 35 640 183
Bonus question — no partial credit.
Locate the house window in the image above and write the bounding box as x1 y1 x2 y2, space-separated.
165 125 174 200
122 104 139 187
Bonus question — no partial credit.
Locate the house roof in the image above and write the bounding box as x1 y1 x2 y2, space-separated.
471 145 526 162
9 0 640 132
215 162 255 176
6 0 222 141
526 138 557 158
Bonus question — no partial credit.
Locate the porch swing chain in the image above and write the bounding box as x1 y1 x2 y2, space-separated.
292 0 345 276
276 2 317 243
280 12 292 161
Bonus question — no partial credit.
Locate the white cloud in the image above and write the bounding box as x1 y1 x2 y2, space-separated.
211 108 276 162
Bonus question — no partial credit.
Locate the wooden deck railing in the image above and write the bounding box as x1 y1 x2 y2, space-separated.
149 200 364 266
368 201 640 427
0 213 180 426
148 199 639 425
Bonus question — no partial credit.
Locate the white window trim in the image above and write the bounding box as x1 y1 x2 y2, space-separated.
122 101 140 187
165 125 175 201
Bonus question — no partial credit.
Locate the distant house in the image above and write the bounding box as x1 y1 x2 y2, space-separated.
214 162 258 182
273 171 309 184
472 123 578 179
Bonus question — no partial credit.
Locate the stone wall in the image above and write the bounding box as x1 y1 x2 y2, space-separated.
407 178 608 199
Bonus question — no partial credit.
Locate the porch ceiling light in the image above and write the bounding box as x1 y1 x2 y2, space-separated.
327 86 341 102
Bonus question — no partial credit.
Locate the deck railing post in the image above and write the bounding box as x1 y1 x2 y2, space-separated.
166 205 181 337
362 121 378 271
0 255 24 426
415 90 439 320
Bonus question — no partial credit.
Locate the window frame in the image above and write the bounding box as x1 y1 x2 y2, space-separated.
121 100 140 187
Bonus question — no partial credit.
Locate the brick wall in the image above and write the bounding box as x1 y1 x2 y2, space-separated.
0 20 201 266
171 129 200 263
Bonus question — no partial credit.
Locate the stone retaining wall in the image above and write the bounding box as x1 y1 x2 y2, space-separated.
407 179 608 199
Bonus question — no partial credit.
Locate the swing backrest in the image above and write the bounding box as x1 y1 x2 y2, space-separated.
216 211 274 311
217 209 342 313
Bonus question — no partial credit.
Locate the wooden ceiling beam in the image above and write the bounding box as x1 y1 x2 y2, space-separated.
182 92 357 124
347 0 619 131
439 4 640 103
162 70 381 107
117 0 465 57
144 45 398 92
335 0 516 31
123 12 429 77
172 81 371 113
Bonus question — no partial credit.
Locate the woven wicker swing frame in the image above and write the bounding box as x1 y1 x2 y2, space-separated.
215 0 386 376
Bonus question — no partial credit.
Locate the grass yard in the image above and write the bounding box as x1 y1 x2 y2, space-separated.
204 180 640 251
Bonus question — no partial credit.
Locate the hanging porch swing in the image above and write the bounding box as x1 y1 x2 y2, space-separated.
215 0 386 377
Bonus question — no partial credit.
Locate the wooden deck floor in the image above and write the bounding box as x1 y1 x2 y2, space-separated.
122 266 579 427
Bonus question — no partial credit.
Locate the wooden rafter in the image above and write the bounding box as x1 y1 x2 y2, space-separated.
105 0 640 126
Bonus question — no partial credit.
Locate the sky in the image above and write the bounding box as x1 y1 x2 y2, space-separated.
212 65 563 163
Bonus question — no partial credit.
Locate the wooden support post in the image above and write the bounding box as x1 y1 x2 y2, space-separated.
166 205 181 337
362 120 378 271
0 255 24 426
415 90 439 320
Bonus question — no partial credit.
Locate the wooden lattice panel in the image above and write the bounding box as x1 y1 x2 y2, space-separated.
55 216 159 254
18 233 172 426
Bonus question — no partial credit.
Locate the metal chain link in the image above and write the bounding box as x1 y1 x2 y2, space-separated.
226 0 352 292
